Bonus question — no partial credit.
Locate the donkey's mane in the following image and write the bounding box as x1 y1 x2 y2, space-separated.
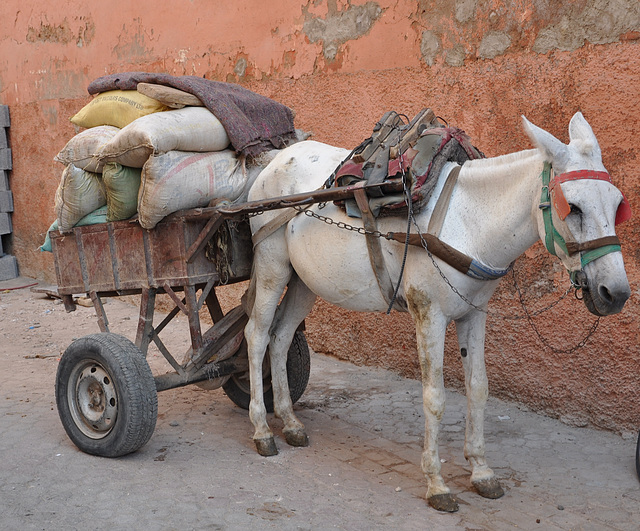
465 149 541 170
460 149 542 189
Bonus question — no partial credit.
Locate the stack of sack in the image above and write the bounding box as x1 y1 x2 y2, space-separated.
50 87 248 235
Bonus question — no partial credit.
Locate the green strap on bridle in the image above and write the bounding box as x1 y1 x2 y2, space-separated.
580 244 621 268
538 162 621 283
539 162 569 257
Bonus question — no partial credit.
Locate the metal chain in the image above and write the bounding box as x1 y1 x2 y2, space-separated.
291 200 599 352
501 280 573 320
512 267 601 354
410 220 492 313
292 205 386 239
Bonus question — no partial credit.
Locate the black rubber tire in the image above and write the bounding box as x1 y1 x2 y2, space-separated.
55 333 158 457
223 330 310 412
636 429 640 481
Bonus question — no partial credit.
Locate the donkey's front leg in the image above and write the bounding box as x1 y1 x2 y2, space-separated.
409 295 458 512
455 310 504 500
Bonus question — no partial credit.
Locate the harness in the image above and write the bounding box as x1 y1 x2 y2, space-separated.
538 162 631 285
250 110 631 311
383 161 630 297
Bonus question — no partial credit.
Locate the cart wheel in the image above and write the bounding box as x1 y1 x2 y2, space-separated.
223 331 310 412
55 333 158 457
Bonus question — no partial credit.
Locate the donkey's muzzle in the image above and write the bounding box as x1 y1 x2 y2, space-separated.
581 280 630 316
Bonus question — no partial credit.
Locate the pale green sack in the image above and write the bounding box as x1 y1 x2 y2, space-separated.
102 162 142 221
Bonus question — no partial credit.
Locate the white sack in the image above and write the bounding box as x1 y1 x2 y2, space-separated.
54 126 120 172
138 150 245 229
98 107 230 167
54 164 107 232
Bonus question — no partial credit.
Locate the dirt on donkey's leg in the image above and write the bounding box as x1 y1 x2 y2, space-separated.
268 274 316 448
409 292 459 512
245 242 294 457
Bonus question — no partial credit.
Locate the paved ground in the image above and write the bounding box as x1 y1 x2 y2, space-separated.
1 277 639 530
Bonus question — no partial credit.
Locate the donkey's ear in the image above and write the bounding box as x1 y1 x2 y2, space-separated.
522 115 569 166
568 112 602 160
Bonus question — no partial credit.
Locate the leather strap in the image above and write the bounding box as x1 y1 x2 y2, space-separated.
552 169 631 225
251 206 308 249
565 235 621 255
387 232 472 276
428 165 461 237
353 188 401 308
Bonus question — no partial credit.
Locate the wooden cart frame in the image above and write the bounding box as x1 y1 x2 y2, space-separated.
51 179 403 457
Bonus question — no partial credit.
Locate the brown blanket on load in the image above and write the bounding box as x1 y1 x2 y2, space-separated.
87 72 297 157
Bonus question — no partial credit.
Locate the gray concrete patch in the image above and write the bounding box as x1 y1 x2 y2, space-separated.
1 279 639 530
303 2 383 61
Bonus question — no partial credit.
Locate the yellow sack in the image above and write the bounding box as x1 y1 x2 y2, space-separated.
70 90 169 129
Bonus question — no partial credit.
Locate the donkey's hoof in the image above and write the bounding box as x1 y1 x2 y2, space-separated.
427 493 459 513
473 477 505 499
284 428 309 447
255 437 278 457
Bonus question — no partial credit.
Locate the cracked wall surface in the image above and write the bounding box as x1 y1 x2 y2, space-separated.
414 0 640 66
1 0 639 433
303 1 383 61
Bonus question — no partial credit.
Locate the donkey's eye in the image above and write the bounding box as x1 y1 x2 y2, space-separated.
569 204 583 216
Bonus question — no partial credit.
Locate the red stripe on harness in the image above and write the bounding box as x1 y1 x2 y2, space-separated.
551 170 632 225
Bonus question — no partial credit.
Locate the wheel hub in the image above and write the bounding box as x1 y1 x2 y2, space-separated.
70 363 118 439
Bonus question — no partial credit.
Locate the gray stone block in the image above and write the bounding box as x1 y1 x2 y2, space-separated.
0 212 12 235
0 106 9 128
0 235 3 256
0 190 13 212
0 254 18 280
0 148 11 170
0 170 8 191
0 128 7 149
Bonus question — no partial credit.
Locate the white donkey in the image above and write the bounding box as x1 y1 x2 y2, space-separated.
242 113 630 512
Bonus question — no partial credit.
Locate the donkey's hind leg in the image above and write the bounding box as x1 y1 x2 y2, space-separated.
268 273 317 448
455 310 504 499
245 240 294 456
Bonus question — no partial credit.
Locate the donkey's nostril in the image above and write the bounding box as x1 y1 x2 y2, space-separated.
598 285 614 305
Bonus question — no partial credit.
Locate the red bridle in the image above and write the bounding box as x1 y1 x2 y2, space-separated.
550 170 632 225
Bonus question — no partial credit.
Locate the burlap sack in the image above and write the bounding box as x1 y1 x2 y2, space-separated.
98 107 230 167
137 150 245 229
54 164 107 232
54 126 120 173
102 162 142 221
70 90 169 129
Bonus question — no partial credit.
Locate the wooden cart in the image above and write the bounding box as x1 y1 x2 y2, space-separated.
50 208 311 457
51 179 404 457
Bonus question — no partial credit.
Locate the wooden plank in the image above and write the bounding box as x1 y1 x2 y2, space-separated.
215 178 405 217
136 83 204 108
51 231 84 295
135 288 156 355
185 212 224 264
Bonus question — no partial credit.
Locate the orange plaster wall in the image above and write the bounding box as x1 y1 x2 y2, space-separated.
1 0 639 433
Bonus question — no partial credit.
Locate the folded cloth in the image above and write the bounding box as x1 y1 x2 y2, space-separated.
87 72 297 157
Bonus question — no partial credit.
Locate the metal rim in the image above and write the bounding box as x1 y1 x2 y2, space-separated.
67 359 118 440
